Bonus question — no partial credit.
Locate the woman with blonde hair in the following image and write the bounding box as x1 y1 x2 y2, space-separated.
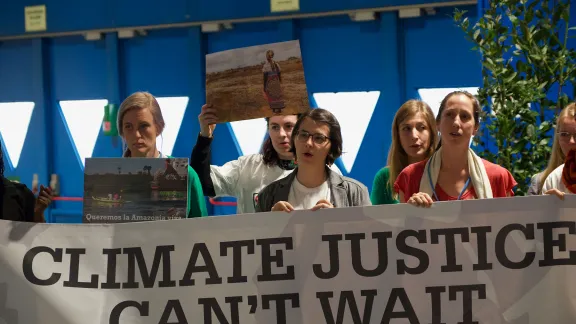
541 103 576 199
118 91 207 217
528 103 576 195
371 99 437 205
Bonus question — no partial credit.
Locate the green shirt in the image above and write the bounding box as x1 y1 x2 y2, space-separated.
186 165 208 218
165 155 208 218
371 167 399 205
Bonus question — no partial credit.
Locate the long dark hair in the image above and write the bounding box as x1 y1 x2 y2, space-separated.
260 114 302 166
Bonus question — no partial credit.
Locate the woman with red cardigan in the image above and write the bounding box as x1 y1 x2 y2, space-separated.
394 91 517 207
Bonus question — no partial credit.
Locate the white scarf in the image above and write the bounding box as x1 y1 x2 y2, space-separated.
419 147 493 200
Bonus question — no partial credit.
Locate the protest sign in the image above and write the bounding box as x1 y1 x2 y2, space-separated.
206 40 310 123
0 195 575 323
83 158 189 223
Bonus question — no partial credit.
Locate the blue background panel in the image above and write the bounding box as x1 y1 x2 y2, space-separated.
0 0 474 37
0 40 34 101
0 2 495 222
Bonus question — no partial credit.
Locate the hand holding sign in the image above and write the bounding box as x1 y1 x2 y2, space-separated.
407 192 434 208
544 188 565 200
34 185 53 222
198 104 218 138
310 199 333 211
272 201 294 212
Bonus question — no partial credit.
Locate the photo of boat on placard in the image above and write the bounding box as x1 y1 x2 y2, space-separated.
82 157 188 224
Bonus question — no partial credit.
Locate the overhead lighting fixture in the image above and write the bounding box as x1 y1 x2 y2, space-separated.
84 32 102 41
398 8 422 18
349 11 376 22
201 23 222 33
118 29 136 39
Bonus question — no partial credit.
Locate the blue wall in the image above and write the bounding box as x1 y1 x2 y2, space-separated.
0 0 471 37
0 2 481 222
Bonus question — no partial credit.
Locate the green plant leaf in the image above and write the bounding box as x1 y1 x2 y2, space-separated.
454 0 572 195
474 29 481 41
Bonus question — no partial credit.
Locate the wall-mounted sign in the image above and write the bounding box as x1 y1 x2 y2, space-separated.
271 0 299 12
25 5 47 32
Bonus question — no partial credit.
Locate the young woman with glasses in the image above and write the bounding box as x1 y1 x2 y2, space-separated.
529 103 576 195
191 105 341 214
255 108 371 212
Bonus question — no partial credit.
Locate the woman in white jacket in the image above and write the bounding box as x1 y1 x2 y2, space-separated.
190 104 341 214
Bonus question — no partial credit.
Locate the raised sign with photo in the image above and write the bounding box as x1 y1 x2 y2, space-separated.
206 40 310 123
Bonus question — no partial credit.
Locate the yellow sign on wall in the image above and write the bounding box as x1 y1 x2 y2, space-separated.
25 5 47 32
271 0 299 12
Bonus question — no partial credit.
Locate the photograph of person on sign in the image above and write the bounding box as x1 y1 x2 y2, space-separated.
205 40 310 123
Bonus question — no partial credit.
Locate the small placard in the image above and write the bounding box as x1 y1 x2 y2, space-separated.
271 0 299 13
25 5 47 32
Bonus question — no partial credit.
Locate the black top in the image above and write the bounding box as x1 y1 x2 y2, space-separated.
190 133 217 197
0 177 35 222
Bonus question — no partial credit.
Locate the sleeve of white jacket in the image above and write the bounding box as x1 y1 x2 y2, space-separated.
209 158 245 197
541 164 563 194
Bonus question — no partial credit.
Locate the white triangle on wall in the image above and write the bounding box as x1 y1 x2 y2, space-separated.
418 87 480 147
0 102 35 168
155 97 189 156
229 118 268 156
418 87 479 117
313 91 380 173
60 99 108 167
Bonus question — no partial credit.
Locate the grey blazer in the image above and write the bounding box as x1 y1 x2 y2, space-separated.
255 166 371 212
528 171 544 196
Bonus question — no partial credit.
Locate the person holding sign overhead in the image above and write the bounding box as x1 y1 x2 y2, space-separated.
394 91 517 207
255 108 371 212
190 105 341 214
117 91 207 218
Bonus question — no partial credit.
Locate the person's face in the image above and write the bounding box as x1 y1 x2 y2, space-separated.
398 112 431 162
266 52 273 61
437 94 477 148
294 117 332 167
122 108 159 158
558 116 576 155
268 115 298 160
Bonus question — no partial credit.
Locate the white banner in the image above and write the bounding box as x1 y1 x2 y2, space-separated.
1 195 576 324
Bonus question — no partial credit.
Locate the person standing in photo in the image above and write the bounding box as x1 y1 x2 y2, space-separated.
262 50 285 114
371 99 438 205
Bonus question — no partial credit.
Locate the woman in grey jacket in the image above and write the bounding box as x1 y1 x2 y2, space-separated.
255 108 371 212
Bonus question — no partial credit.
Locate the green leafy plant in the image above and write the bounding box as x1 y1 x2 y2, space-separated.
453 0 576 195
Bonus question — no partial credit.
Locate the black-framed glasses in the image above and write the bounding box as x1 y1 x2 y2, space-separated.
296 130 330 145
